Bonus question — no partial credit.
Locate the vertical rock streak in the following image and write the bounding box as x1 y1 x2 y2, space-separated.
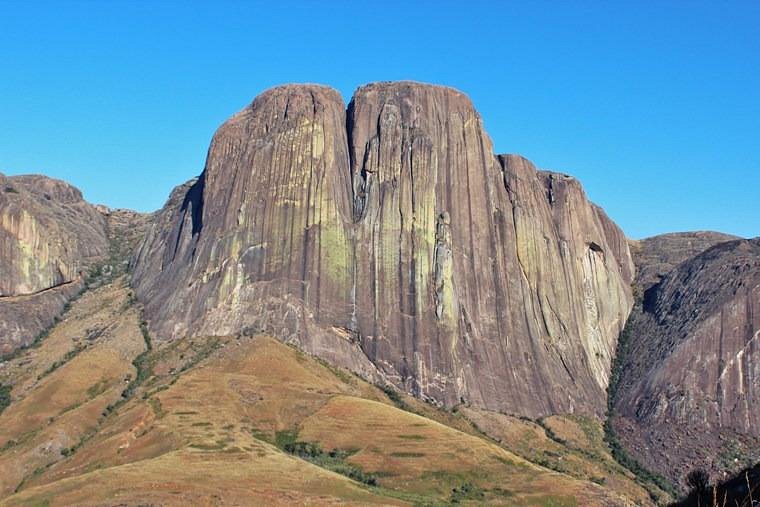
0 174 111 353
133 81 634 418
0 175 108 297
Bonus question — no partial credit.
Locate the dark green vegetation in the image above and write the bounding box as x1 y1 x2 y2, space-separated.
605 309 678 501
37 346 85 381
449 482 485 504
670 464 759 507
379 383 415 414
275 430 378 486
104 318 153 415
536 418 567 446
0 384 10 415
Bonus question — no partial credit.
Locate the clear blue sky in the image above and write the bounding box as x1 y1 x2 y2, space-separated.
1 1 758 239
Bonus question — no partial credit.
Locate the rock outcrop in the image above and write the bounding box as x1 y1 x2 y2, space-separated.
132 81 635 418
0 174 110 353
0 282 84 356
613 235 760 487
0 174 107 297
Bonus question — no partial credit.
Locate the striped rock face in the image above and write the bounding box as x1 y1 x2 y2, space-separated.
132 82 634 418
0 175 107 297
0 174 109 353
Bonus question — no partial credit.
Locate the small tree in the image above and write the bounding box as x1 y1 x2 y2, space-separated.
686 468 710 494
0 384 11 415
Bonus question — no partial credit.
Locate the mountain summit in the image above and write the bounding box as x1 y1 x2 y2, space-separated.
132 81 635 419
1 82 757 505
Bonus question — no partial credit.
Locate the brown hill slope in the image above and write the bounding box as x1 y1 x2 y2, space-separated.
0 276 660 506
132 81 634 419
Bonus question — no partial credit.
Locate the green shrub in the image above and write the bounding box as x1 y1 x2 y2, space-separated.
379 383 416 414
0 384 11 415
537 418 567 445
107 321 154 416
37 346 85 381
274 429 298 449
604 309 678 499
450 481 485 503
277 434 377 486
284 441 322 458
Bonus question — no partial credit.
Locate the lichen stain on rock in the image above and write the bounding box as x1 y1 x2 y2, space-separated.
132 81 635 419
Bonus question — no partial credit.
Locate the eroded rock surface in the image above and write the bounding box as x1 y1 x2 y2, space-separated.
0 175 110 353
0 174 107 297
0 175 151 354
614 235 760 488
132 81 634 417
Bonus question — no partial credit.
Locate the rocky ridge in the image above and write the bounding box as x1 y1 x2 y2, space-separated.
629 231 739 292
0 174 107 297
2 82 758 503
613 234 760 488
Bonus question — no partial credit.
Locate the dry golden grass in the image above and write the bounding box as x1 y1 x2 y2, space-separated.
0 279 141 398
462 408 662 505
2 288 401 506
297 396 626 505
0 279 145 497
4 449 404 506
0 278 663 506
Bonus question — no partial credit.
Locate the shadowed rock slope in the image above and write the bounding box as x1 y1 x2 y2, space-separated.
613 234 760 489
133 81 635 418
629 231 739 293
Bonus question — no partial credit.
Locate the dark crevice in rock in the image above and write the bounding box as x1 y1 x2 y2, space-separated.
183 172 205 237
132 82 635 419
0 278 81 301
642 283 660 314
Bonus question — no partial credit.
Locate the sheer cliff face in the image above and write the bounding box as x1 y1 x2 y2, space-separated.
133 82 634 417
0 174 107 297
0 174 109 353
614 236 760 486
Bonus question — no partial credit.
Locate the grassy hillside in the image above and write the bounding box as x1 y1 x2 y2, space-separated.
1 277 660 506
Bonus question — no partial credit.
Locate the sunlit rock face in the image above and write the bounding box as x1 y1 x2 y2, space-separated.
132 81 634 418
0 174 109 352
0 174 107 297
614 235 760 486
132 85 377 378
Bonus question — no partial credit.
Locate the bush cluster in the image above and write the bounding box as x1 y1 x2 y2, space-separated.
277 433 377 487
0 384 11 415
